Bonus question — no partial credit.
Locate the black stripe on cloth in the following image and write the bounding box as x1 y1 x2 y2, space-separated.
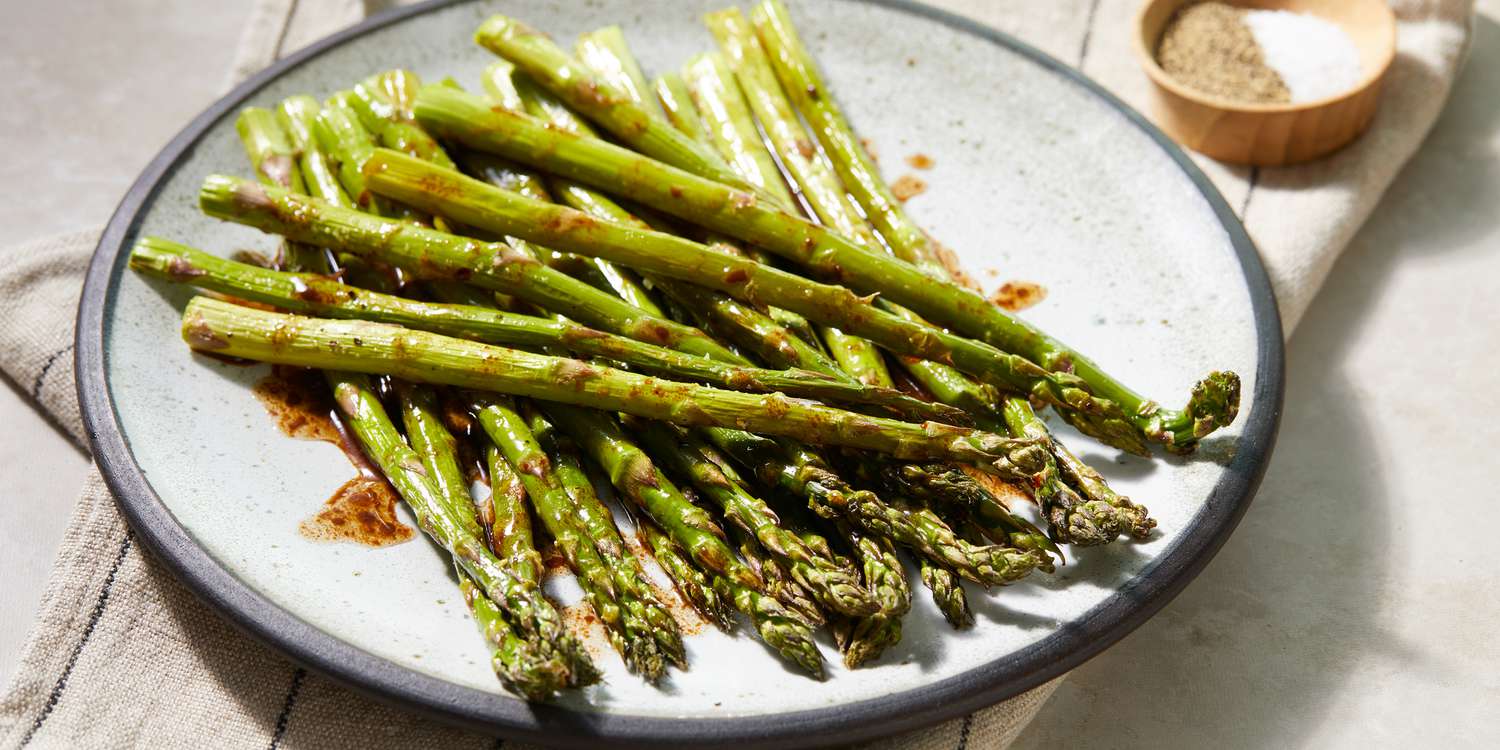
491 736 506 750
270 0 299 60
955 712 974 750
18 533 134 748
30 343 75 401
1240 166 1261 217
1077 0 1103 66
266 667 307 750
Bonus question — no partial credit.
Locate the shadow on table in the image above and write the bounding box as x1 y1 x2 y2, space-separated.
1012 13 1500 750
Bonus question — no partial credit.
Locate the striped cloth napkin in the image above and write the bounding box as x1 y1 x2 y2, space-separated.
0 1 1473 747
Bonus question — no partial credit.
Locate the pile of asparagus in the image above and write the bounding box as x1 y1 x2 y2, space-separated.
133 0 1239 698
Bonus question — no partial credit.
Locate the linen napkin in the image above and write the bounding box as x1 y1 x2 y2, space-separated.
0 1 1475 748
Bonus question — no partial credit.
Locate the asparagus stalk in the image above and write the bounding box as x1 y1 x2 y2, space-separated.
474 61 665 317
651 278 843 377
681 52 794 207
712 572 825 678
276 96 356 209
235 107 304 194
519 44 821 358
654 72 711 144
325 371 590 692
1053 431 1157 540
540 403 763 589
395 381 483 541
484 440 543 579
236 106 326 273
312 93 402 217
200 175 740 363
471 394 672 680
575 26 665 121
635 515 736 631
473 15 750 191
410 85 1239 454
351 146 1121 446
704 8 880 247
349 71 458 169
182 298 1046 470
131 238 960 424
670 53 1032 578
727 522 824 628
633 419 877 617
523 401 686 668
664 46 895 396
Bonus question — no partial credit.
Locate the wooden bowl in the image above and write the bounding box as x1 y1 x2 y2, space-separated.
1134 0 1397 166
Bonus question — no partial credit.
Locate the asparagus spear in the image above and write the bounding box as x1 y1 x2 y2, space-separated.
918 555 973 630
240 101 590 693
276 96 355 209
704 8 880 247
456 570 572 700
633 419 877 617
834 525 910 668
637 521 823 677
325 371 590 693
132 238 960 424
236 107 327 273
410 85 1239 454
669 53 1032 581
514 45 822 360
349 71 458 169
654 72 711 144
182 297 1045 470
351 146 1124 447
702 426 1038 586
712 572 826 678
1053 429 1157 540
394 381 483 541
681 52 794 206
473 15 750 191
634 515 737 631
471 394 672 680
540 403 763 589
735 1 1151 541
474 62 665 317
663 45 897 397
484 439 543 580
1003 396 1124 547
199 174 740 363
727 521 824 628
574 26 665 121
662 96 988 636
523 401 686 668
235 107 304 194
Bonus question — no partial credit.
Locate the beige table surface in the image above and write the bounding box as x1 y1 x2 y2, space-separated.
2 2 1497 747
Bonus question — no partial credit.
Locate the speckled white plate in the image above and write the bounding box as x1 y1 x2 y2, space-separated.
76 0 1282 746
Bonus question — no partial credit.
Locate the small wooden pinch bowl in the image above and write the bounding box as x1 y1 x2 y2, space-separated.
1134 0 1397 166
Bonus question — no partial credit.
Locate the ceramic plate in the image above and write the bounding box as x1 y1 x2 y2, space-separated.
76 0 1283 746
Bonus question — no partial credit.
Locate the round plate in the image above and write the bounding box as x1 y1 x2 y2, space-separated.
76 0 1283 746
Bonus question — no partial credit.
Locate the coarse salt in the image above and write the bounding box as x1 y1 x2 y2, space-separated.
1243 9 1363 103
